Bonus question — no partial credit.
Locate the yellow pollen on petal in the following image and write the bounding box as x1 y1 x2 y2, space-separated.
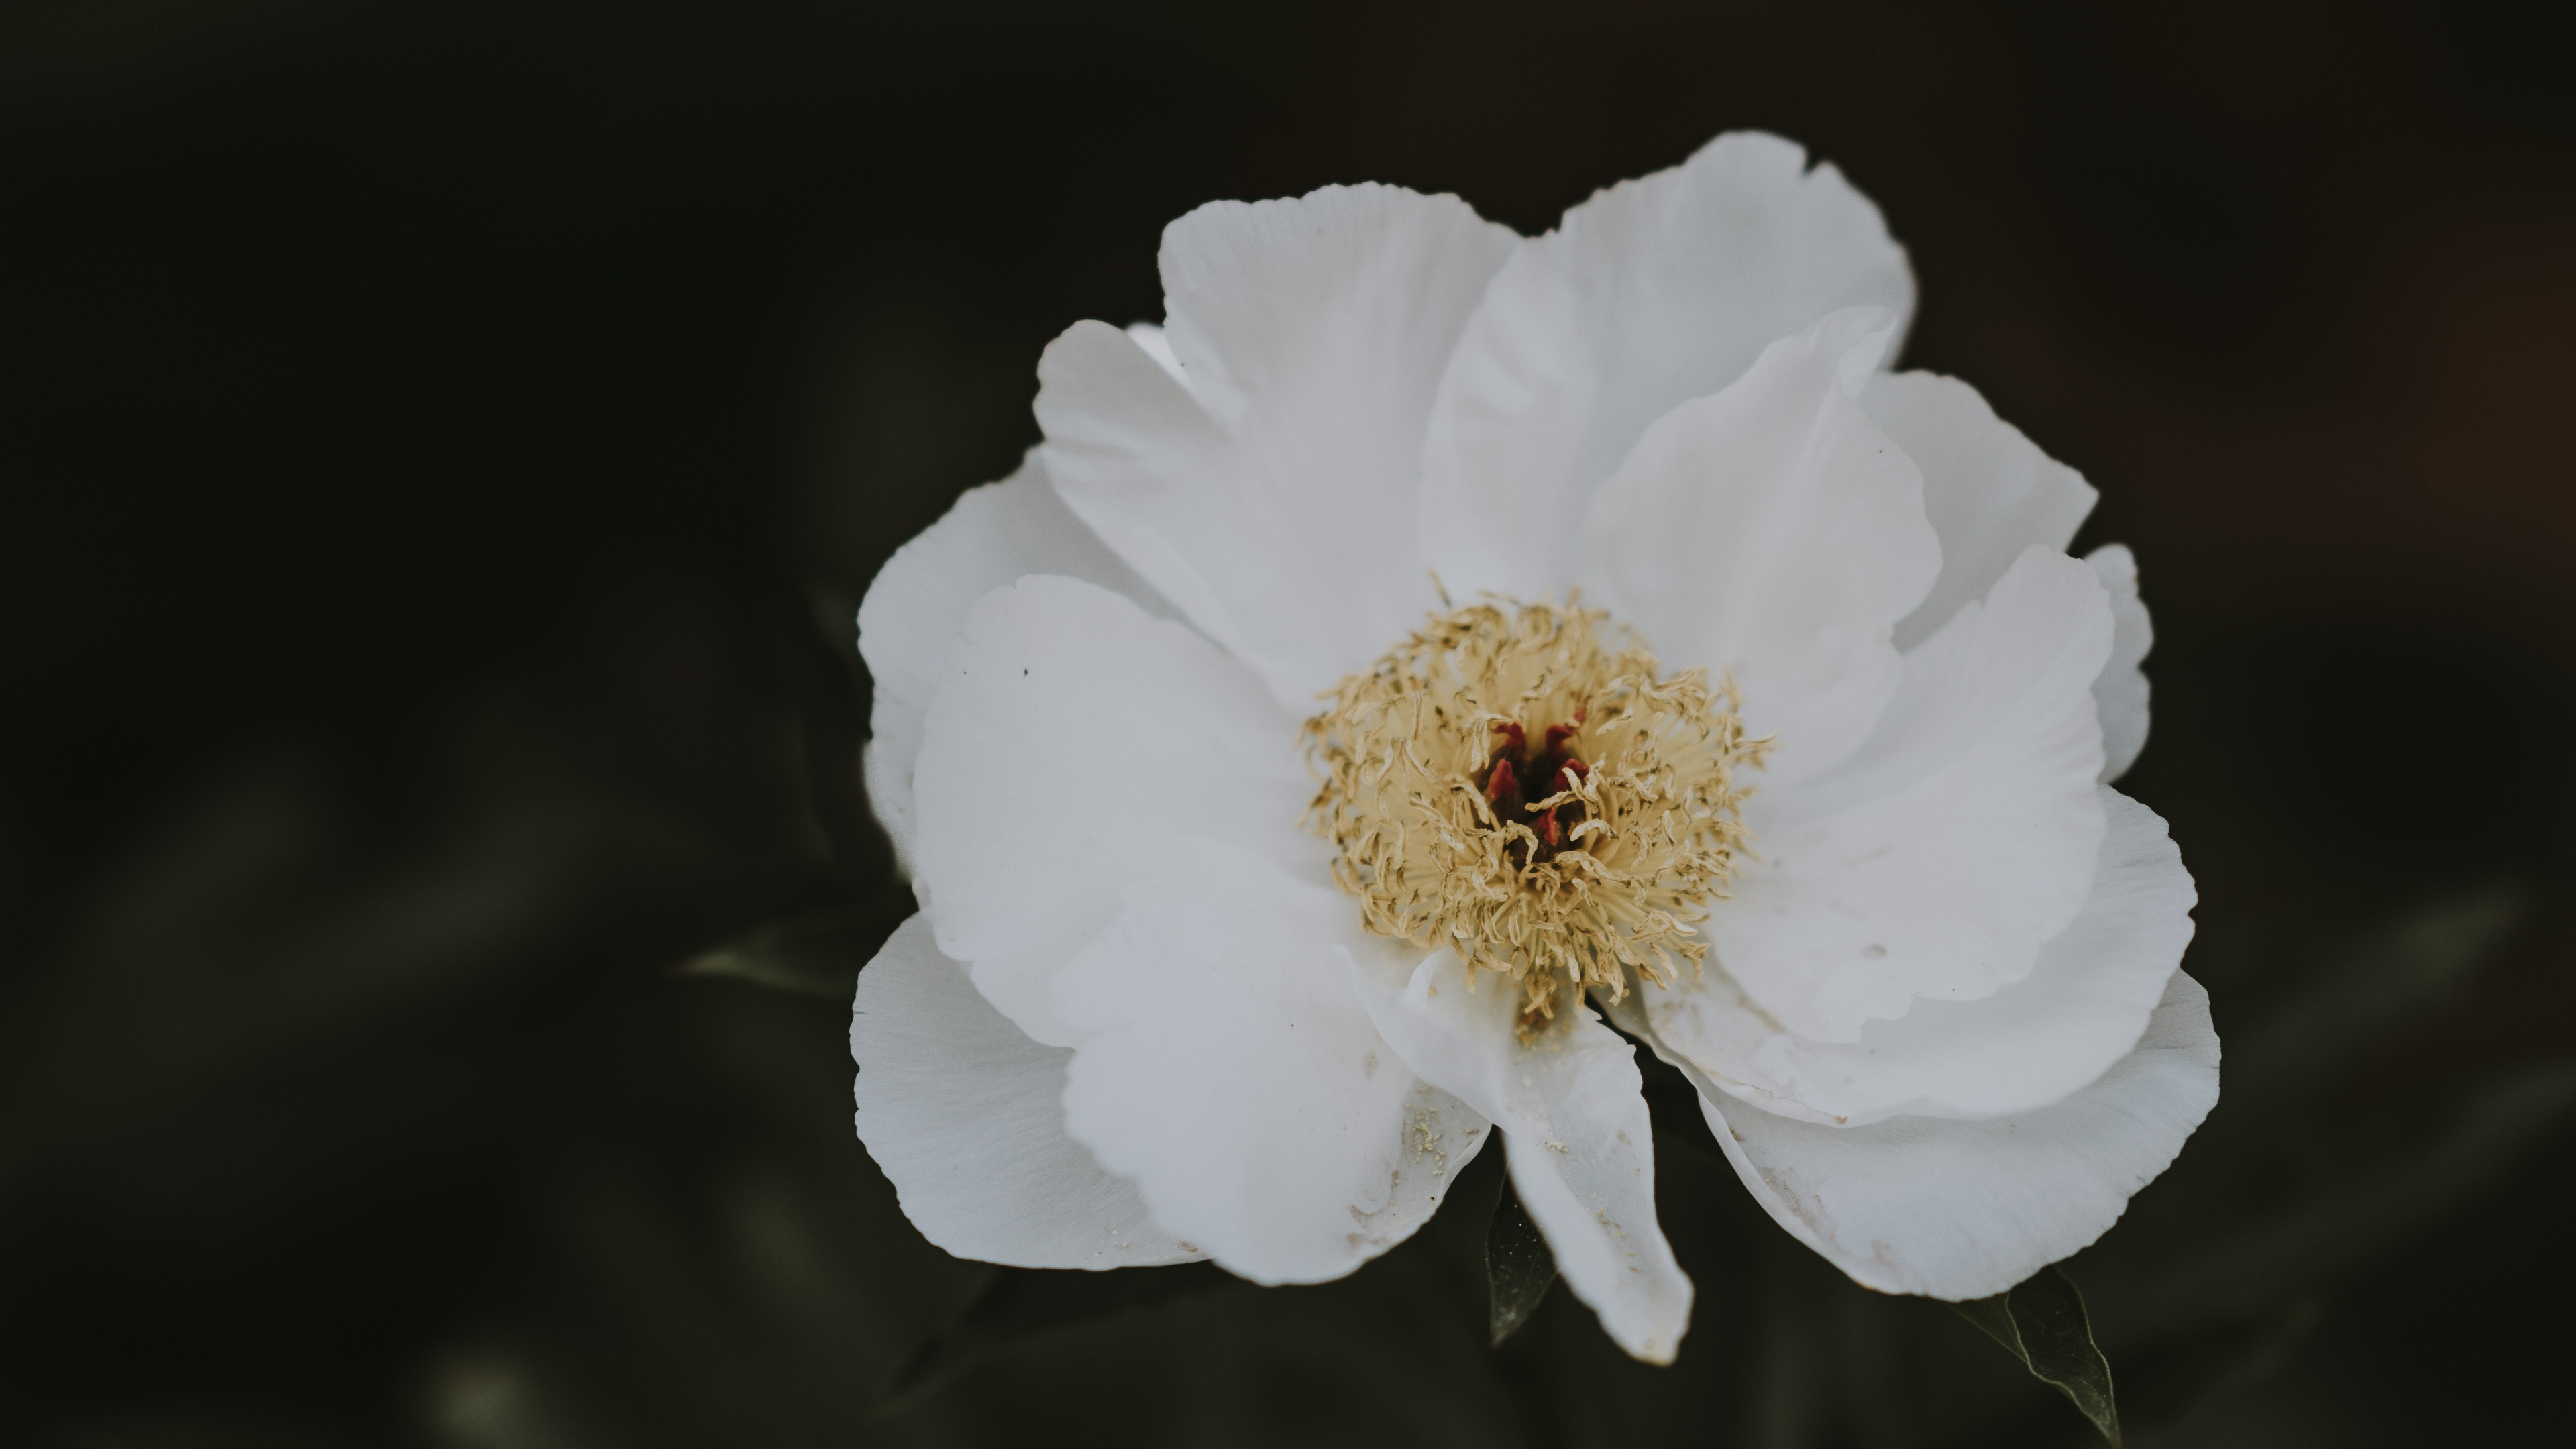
1301 599 1768 1032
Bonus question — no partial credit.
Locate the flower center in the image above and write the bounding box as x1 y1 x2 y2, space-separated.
1302 600 1766 1030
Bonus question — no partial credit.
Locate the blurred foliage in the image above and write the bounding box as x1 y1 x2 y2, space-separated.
525 873 2571 1449
880 1261 1248 1415
675 900 910 1003
4 0 2571 1446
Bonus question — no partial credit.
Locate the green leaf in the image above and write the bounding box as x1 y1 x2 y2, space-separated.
879 1261 1244 1414
1953 1263 2123 1446
1485 1169 1556 1347
671 899 902 1000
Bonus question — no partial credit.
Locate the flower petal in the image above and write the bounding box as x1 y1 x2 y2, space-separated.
911 574 1320 1046
1352 951 1691 1364
1054 847 1489 1285
1717 546 2114 1042
1038 185 1518 705
1423 132 1915 602
2087 544 2153 782
1578 307 1941 787
857 453 1173 877
1648 789 2192 1124
851 912 1202 1269
1691 970 2219 1300
1858 370 2098 651
1123 321 1189 388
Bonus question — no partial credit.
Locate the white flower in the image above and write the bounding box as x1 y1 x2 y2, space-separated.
849 133 2218 1364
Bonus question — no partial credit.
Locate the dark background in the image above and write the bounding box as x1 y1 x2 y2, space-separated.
3 2 2571 1445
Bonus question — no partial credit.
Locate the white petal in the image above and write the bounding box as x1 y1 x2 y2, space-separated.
1717 547 2114 1042
2087 544 2153 782
1123 321 1189 388
1696 970 2220 1300
1053 847 1489 1285
1649 790 2192 1124
1352 952 1691 1364
857 454 1171 876
1858 370 2098 651
1578 308 1941 787
851 913 1202 1269
911 574 1320 1046
1424 132 1915 601
1038 186 1518 705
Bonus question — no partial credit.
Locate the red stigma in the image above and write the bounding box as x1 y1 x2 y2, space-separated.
1485 715 1595 867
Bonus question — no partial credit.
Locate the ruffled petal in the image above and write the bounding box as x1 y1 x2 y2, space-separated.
1648 790 2192 1124
2088 544 2153 782
1715 547 2114 1042
1423 132 1915 602
1858 370 2098 651
1038 185 1518 705
911 574 1321 1046
1578 307 1940 787
1054 847 1489 1285
857 454 1173 877
1693 971 2220 1300
851 913 1203 1269
1352 951 1690 1364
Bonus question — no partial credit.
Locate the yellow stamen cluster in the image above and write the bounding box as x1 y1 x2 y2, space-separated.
1302 600 1765 1027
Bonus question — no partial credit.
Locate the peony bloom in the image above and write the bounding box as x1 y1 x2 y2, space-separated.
850 133 2217 1363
